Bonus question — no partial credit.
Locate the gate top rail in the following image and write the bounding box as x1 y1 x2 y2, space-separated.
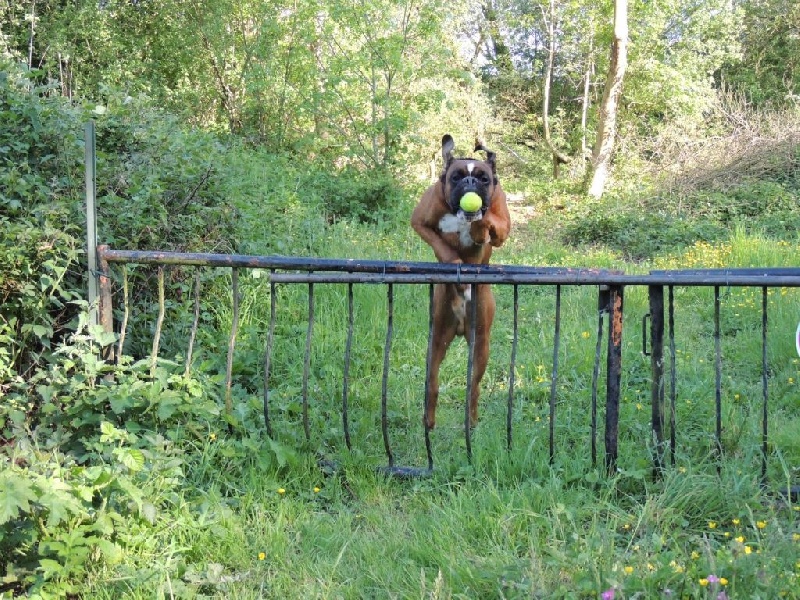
98 247 800 287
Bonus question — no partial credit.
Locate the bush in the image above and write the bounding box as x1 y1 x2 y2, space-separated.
561 198 726 260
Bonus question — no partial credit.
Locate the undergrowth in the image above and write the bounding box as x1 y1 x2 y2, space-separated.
1 63 798 599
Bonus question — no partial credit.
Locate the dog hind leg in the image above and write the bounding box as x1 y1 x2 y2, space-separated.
425 285 458 430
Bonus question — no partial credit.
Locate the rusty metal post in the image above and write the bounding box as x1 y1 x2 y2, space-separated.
605 285 624 474
97 244 115 363
648 285 666 477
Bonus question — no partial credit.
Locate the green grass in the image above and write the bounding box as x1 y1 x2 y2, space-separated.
72 176 800 599
8 158 795 599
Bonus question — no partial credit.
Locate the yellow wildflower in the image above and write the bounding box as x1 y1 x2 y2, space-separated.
699 578 709 587
258 552 266 561
314 487 321 493
708 521 717 529
624 566 634 575
732 518 740 526
735 536 745 543
691 551 701 560
277 488 286 495
209 432 217 441
756 520 767 529
720 577 728 586
744 546 752 554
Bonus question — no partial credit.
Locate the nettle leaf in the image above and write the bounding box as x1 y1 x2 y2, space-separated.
268 438 298 469
116 448 145 473
0 474 38 525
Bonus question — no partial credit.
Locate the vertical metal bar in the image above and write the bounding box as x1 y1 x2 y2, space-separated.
225 268 240 416
591 288 607 469
649 285 666 477
117 265 129 365
761 286 768 484
464 283 478 465
714 285 722 469
668 286 676 466
605 285 623 474
84 121 99 329
150 266 165 377
263 276 276 437
342 282 354 450
424 284 435 471
184 270 201 378
302 282 314 442
507 285 519 451
549 285 562 465
381 284 394 467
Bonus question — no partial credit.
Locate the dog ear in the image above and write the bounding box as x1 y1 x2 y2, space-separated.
475 139 498 184
440 135 455 184
441 135 455 165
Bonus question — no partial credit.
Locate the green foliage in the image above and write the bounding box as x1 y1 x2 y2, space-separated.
4 3 800 596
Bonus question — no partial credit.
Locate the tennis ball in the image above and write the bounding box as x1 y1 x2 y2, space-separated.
460 192 482 213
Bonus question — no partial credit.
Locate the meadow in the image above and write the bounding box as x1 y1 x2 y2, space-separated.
1 89 798 599
74 164 799 599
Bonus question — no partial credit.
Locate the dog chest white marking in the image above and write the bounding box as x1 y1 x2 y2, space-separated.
438 213 473 247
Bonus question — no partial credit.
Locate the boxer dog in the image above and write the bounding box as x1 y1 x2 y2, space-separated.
411 135 511 429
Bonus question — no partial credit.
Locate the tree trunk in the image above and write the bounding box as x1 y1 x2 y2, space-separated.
586 0 628 198
581 22 595 167
541 0 570 179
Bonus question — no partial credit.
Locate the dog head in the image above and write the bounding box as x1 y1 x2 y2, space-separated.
439 134 499 219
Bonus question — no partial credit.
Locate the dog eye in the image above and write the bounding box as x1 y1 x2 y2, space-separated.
479 174 491 185
451 172 463 182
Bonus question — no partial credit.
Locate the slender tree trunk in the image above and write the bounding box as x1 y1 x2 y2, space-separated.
541 0 570 179
587 0 628 198
581 23 595 167
27 0 36 69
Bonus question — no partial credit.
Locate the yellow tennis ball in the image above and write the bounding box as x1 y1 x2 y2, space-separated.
460 192 482 213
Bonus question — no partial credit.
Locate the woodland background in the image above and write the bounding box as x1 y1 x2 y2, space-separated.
1 0 799 598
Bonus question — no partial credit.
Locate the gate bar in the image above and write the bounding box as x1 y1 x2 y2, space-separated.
381 284 394 467
668 286 676 466
507 285 519 451
649 285 666 476
605 285 623 474
591 287 608 469
342 282 354 450
714 285 722 470
224 268 240 416
302 283 314 441
549 285 562 464
264 277 276 437
761 286 768 483
464 284 478 464
423 284 435 472
99 249 800 286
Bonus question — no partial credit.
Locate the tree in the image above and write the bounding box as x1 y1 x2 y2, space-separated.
586 0 627 198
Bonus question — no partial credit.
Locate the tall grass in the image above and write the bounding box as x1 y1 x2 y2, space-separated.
81 149 800 599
